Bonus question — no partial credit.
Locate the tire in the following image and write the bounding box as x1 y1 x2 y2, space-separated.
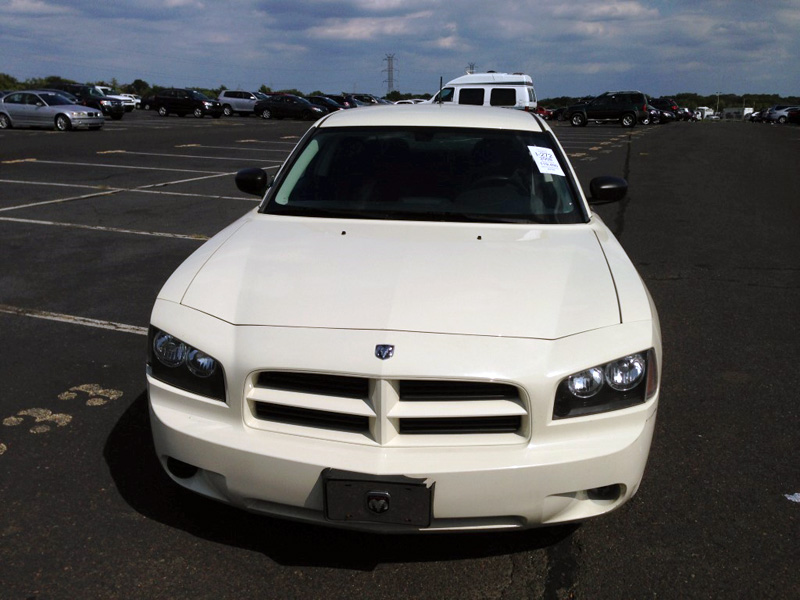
260 108 271 119
621 113 637 128
223 105 233 117
143 102 151 111
158 106 168 117
0 113 11 129
778 116 787 124
193 108 204 118
570 112 587 127
55 114 71 131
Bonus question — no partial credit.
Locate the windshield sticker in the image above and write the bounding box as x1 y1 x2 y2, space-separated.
528 146 565 177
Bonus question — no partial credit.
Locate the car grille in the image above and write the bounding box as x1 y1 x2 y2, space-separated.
246 371 528 446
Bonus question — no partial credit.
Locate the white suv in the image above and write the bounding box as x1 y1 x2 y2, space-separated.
428 72 538 110
217 90 261 116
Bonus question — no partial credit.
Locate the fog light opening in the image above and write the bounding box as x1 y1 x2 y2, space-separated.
587 484 622 502
167 457 199 479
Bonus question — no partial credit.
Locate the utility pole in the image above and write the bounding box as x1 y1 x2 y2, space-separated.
383 54 396 94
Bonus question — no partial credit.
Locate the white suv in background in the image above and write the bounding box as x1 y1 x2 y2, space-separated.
428 72 538 110
218 90 262 116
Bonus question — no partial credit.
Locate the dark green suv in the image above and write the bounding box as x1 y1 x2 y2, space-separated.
566 91 648 128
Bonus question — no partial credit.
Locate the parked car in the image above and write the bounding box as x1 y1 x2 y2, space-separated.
218 90 263 116
325 94 360 108
120 93 141 109
0 90 104 131
787 108 800 125
566 91 648 128
649 97 680 120
153 89 223 118
428 72 538 111
96 86 136 112
49 83 125 120
305 95 345 114
394 99 425 104
254 94 326 120
351 93 392 106
147 104 662 533
765 105 800 124
640 105 660 125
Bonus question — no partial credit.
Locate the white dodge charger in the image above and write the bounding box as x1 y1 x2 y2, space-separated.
147 104 661 532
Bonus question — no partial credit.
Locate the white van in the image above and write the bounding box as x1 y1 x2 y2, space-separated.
429 72 537 110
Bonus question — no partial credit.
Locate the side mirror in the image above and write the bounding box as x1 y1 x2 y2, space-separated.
588 176 628 204
236 168 271 197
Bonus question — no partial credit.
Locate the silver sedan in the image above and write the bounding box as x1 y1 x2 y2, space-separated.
0 90 105 131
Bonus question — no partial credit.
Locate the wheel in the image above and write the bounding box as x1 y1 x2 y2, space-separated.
223 105 233 117
143 102 151 110
621 113 636 128
55 114 72 131
158 106 168 117
778 116 787 124
0 113 11 129
193 108 204 118
570 112 587 127
260 108 271 119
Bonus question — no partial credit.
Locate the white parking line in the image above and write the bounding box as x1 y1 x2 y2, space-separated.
119 150 285 163
0 216 209 240
0 304 147 335
30 159 226 174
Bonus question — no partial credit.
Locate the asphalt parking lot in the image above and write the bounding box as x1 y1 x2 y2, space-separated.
1 111 798 599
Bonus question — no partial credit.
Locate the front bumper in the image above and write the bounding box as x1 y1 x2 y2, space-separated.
150 386 656 532
147 301 661 532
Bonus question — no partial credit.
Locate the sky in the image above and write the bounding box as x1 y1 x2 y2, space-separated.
2 0 799 99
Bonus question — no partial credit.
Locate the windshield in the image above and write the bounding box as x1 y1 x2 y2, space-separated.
263 126 585 224
39 92 74 106
190 90 211 101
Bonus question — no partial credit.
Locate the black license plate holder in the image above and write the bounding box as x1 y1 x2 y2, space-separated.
323 469 433 528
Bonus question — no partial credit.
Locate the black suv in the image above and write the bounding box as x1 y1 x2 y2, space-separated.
153 89 223 118
50 83 125 120
254 94 326 120
566 91 648 128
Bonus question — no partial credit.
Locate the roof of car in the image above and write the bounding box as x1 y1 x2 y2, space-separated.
316 104 545 132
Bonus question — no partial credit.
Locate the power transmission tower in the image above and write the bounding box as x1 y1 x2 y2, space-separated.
383 54 397 94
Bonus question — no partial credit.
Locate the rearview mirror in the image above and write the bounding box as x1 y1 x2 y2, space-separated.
235 168 271 197
588 176 628 204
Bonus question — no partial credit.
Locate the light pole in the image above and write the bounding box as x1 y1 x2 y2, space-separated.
716 92 720 116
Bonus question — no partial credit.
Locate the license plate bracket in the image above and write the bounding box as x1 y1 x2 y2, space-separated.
322 469 433 528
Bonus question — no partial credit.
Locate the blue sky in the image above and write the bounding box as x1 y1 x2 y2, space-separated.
2 0 798 98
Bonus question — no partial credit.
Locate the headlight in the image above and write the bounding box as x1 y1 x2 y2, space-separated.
554 349 657 419
71 111 88 118
148 327 226 401
203 101 212 107
100 100 111 106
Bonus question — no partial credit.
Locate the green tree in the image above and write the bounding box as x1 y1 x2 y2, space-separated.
0 72 20 90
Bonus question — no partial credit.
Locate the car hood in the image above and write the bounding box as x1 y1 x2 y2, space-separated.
175 217 621 339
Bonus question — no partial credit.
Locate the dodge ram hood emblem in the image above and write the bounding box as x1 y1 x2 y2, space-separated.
375 344 394 360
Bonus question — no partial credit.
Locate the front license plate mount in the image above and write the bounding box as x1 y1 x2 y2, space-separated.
322 468 433 528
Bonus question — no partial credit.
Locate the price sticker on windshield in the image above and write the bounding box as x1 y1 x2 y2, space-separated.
528 146 565 177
